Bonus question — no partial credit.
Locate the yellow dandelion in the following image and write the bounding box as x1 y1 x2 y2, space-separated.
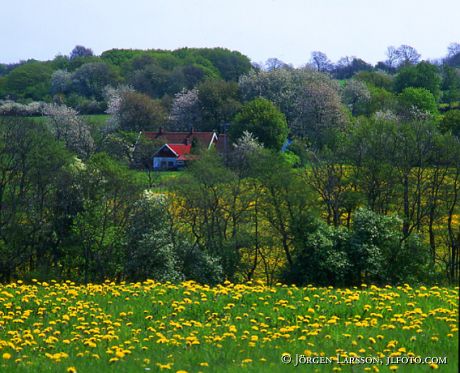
2 353 12 360
115 350 125 358
156 363 173 370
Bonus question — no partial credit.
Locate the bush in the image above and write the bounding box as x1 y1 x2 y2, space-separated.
0 100 46 116
346 209 432 285
176 242 224 285
283 209 434 286
123 193 223 284
124 195 183 282
282 222 351 286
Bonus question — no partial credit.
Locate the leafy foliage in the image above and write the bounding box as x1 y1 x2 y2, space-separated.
398 87 438 118
394 62 442 99
230 97 288 150
2 61 53 100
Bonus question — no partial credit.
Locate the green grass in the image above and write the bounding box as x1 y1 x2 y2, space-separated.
0 281 457 373
82 114 110 128
133 170 184 191
27 114 109 126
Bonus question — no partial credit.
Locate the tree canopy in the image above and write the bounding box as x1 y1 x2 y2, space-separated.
229 97 288 150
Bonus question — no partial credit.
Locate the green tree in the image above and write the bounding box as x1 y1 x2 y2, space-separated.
365 85 397 115
346 117 400 215
71 153 142 282
441 110 460 137
394 61 441 99
441 65 460 104
308 146 359 227
250 149 318 269
0 118 72 281
346 209 431 285
398 87 438 118
172 150 252 280
230 98 288 150
190 48 252 81
72 62 120 100
355 70 394 90
197 79 242 131
332 57 372 79
282 222 350 286
2 61 53 100
128 62 171 98
116 91 167 131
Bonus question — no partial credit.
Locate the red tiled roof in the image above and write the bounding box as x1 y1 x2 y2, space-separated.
167 144 191 156
143 130 216 147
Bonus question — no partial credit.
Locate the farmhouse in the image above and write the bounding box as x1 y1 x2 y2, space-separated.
143 128 228 170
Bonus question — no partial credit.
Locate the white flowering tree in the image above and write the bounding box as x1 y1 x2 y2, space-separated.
103 85 134 132
50 69 72 95
342 79 371 115
169 88 202 131
239 68 346 147
42 104 94 158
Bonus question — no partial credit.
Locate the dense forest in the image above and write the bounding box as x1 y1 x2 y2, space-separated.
0 44 459 285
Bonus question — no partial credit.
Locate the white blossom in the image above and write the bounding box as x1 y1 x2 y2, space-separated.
42 103 94 158
103 85 134 132
169 88 201 131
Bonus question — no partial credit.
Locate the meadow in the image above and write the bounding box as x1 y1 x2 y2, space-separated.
0 281 458 372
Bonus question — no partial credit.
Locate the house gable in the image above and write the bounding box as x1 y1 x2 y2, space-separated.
154 144 179 158
149 131 228 171
143 129 217 149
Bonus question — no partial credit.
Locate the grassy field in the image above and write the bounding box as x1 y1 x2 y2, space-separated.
0 281 457 373
133 170 184 191
28 114 110 127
